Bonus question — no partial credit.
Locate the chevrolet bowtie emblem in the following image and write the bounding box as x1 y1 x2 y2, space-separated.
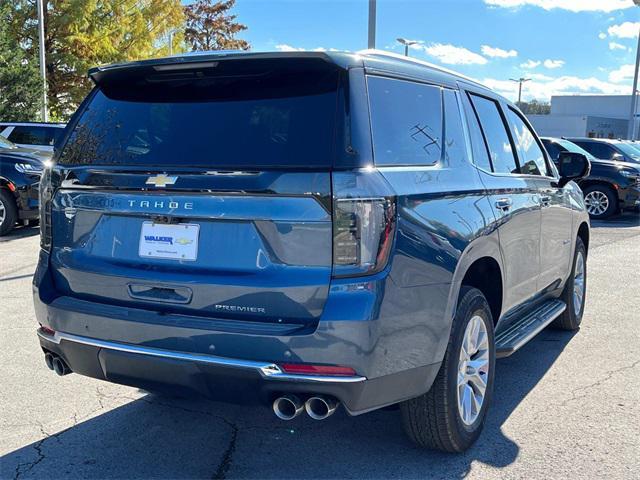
146 174 177 188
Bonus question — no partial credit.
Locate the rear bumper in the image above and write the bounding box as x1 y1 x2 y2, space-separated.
37 328 439 415
33 246 447 414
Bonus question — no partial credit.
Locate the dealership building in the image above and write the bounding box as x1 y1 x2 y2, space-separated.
528 94 639 140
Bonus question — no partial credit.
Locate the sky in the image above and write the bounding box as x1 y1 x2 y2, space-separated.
220 0 640 103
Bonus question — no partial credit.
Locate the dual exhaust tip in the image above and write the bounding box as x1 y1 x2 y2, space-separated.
44 352 71 376
273 394 338 421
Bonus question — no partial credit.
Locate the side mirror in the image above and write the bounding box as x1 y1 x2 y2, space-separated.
557 151 590 187
611 153 624 162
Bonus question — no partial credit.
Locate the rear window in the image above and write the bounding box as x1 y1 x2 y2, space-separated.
59 61 341 168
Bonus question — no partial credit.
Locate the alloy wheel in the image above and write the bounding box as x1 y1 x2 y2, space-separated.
573 250 586 315
457 315 490 426
0 198 5 226
584 190 609 216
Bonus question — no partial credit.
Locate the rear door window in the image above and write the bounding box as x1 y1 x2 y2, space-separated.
368 76 443 166
506 108 549 176
59 63 341 168
468 94 518 174
574 141 616 160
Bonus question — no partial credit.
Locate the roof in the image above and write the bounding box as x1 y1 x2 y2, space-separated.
88 49 493 95
0 122 66 127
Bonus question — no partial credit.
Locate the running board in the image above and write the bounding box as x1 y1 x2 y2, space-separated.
495 300 566 358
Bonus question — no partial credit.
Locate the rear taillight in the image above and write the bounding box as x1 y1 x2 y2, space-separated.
332 170 396 278
39 167 55 251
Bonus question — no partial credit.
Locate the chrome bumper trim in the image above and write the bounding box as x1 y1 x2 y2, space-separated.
37 330 367 384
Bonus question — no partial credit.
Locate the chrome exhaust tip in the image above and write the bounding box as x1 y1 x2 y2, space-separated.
273 394 304 421
305 396 339 420
44 353 55 371
52 356 71 376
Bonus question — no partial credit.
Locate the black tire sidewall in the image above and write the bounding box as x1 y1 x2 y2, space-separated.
584 185 617 219
445 288 496 447
559 238 587 328
0 189 18 236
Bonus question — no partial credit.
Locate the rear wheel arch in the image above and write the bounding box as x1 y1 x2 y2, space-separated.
459 257 503 326
577 222 589 255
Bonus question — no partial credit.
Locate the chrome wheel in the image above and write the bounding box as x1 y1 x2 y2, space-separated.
584 190 609 216
457 315 490 426
0 198 5 226
573 251 585 315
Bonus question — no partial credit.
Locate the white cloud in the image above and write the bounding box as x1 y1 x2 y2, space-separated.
482 75 631 102
598 32 607 40
528 73 554 81
543 59 565 69
484 0 636 13
480 45 518 58
520 59 541 69
609 64 637 83
274 44 335 52
608 21 640 39
609 41 628 50
422 43 488 65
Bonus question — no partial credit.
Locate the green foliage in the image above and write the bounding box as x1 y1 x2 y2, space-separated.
0 1 43 121
517 100 551 115
4 0 185 121
185 0 249 52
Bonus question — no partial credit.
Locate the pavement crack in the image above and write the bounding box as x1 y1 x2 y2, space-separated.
212 423 239 480
558 359 640 408
13 422 63 480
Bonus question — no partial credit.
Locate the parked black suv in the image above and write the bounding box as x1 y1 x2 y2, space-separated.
34 50 591 452
0 136 45 235
542 137 640 219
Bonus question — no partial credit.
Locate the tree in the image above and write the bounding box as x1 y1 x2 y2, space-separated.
516 100 551 115
4 1 185 121
0 2 42 121
184 0 249 52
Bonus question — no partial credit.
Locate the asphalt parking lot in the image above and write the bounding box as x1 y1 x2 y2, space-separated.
1 213 639 480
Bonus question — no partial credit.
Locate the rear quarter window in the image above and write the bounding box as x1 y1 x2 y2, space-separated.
367 76 443 166
8 126 57 146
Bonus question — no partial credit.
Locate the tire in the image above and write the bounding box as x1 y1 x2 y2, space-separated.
400 287 496 452
583 184 617 220
553 237 587 331
0 189 18 236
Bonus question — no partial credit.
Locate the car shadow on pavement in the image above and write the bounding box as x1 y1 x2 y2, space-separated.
590 211 640 229
3 329 575 479
0 225 39 242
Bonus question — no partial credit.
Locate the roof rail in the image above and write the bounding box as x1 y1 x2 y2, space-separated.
356 49 485 88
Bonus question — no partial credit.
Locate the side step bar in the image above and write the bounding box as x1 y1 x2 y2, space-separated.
496 299 566 358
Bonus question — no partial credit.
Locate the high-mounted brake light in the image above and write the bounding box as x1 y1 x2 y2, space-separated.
332 171 396 278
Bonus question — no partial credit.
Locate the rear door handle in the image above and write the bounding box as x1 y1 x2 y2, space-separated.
495 198 512 211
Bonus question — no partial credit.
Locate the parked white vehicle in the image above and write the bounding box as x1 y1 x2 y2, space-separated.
0 122 66 153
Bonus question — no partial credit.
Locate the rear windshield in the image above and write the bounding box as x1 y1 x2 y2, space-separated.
59 61 341 168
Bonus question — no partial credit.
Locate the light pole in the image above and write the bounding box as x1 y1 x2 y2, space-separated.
36 0 48 122
397 38 419 57
368 0 376 49
510 77 531 105
626 25 640 140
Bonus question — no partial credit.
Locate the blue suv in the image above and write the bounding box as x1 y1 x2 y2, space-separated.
34 51 591 452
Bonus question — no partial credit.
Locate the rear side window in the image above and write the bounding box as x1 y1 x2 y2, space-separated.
59 62 340 168
368 76 443 166
506 109 549 176
8 126 58 146
468 94 518 174
461 95 492 171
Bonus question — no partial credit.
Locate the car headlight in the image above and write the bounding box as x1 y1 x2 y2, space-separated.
14 163 43 174
620 169 638 178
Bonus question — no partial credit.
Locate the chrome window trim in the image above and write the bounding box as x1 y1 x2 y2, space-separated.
37 330 367 384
